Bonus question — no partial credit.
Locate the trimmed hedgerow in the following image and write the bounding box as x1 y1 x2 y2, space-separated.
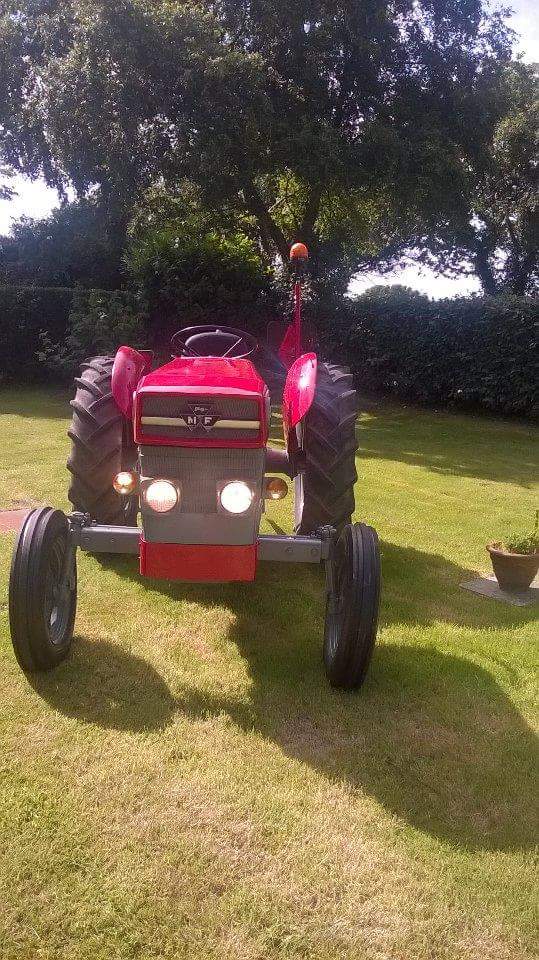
1 282 536 418
38 288 148 380
0 286 75 382
325 289 537 418
0 286 148 383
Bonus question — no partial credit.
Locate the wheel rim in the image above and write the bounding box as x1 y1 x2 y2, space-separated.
44 536 74 645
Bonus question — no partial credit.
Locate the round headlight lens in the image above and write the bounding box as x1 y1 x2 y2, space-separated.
219 481 254 515
145 480 178 513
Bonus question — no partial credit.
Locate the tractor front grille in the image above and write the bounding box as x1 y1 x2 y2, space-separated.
139 393 261 442
139 446 265 515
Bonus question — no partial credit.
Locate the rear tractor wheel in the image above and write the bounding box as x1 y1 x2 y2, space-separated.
295 361 358 536
67 356 137 524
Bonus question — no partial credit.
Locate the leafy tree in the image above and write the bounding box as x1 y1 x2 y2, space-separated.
128 185 286 345
0 163 14 200
0 197 126 287
126 184 273 332
0 0 513 294
404 63 538 295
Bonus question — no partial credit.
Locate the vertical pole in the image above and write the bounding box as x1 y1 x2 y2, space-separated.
293 279 302 360
289 243 309 363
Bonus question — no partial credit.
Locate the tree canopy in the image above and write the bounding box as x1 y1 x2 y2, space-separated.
0 0 519 293
0 197 126 287
403 62 538 295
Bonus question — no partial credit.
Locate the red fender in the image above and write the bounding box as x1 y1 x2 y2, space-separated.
111 346 153 419
282 353 317 432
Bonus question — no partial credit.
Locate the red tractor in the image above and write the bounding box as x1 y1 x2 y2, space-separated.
9 244 381 689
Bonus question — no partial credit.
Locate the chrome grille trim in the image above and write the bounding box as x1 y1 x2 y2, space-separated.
141 416 260 430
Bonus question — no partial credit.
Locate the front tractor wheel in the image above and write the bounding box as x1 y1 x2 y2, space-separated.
295 362 358 536
67 356 137 524
323 522 381 690
9 508 77 672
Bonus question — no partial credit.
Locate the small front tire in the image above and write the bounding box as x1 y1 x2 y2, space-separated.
324 522 381 690
9 508 77 672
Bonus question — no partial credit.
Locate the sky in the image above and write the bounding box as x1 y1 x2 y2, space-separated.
0 0 536 300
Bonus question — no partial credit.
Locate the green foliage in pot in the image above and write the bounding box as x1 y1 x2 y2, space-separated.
492 512 539 556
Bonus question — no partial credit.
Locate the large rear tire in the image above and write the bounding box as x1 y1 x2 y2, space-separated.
296 362 358 535
67 356 137 524
9 508 77 672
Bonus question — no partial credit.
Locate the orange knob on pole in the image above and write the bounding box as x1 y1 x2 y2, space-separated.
290 242 309 261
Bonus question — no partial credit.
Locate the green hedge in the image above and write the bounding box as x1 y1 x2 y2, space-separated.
39 289 149 380
0 286 148 383
326 290 538 418
1 283 536 418
0 286 75 382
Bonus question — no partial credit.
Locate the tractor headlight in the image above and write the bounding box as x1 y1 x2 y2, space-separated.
144 480 178 513
219 480 254 515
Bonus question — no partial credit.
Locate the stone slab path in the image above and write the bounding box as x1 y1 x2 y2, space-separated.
0 509 29 533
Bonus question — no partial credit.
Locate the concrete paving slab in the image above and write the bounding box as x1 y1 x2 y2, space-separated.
0 509 29 533
461 573 539 607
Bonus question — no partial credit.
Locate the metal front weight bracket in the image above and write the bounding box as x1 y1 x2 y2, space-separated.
69 513 141 554
319 525 338 595
67 513 337 566
62 512 87 589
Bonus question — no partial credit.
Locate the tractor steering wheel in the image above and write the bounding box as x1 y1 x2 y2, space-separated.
171 325 258 360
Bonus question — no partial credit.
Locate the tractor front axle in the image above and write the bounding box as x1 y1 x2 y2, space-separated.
68 513 333 566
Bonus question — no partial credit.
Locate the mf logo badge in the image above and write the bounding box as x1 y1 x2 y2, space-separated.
186 404 218 432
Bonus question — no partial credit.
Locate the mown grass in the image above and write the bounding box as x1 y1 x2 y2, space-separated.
0 388 537 960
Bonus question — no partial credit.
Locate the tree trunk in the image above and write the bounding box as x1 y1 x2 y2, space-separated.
242 183 290 265
508 249 537 296
473 241 498 296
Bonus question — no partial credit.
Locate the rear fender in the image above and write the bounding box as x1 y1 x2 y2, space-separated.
111 346 153 419
282 353 317 433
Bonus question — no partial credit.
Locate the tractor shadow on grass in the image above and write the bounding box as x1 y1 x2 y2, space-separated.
175 541 537 853
40 541 538 852
29 637 176 733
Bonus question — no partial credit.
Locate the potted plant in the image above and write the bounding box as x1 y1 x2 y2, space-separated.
487 511 539 592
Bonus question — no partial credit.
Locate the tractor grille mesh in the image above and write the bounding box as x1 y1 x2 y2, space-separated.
139 446 265 514
140 394 260 441
142 395 258 419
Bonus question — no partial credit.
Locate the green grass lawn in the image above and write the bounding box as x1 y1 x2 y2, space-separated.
0 388 537 960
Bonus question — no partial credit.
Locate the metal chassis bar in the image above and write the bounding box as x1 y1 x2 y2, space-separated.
69 515 334 563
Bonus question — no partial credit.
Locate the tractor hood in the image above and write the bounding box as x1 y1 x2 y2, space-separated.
138 356 267 396
133 356 270 448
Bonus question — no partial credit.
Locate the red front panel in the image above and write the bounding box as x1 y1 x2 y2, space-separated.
282 353 317 431
111 345 153 418
140 539 257 582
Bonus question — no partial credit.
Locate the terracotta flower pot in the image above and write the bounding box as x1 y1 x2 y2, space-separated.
487 545 539 592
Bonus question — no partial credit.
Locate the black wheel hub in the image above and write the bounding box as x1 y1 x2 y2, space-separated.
45 536 75 645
